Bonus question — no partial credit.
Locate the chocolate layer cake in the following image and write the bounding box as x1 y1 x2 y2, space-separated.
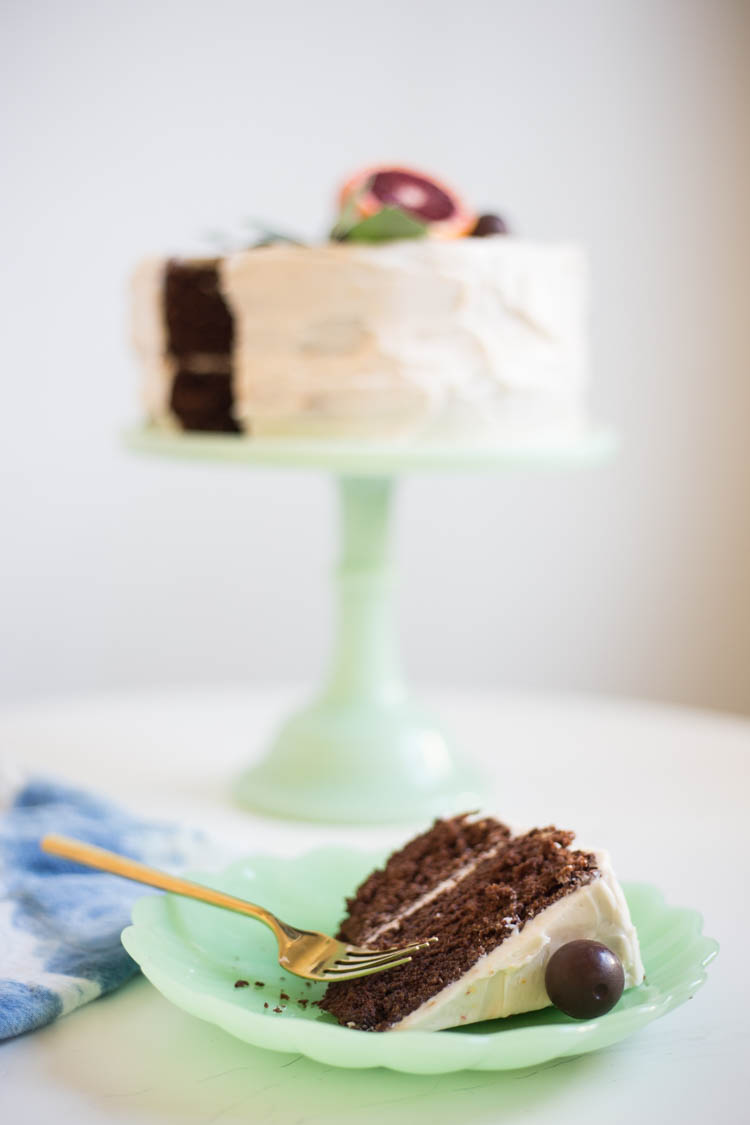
131 165 592 441
320 814 643 1032
131 244 588 441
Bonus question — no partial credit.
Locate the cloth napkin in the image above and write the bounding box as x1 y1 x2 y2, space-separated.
0 775 215 1040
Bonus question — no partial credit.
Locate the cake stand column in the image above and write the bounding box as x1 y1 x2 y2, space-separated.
234 474 480 823
321 476 405 709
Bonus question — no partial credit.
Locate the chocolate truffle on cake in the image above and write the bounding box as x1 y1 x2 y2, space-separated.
320 813 643 1032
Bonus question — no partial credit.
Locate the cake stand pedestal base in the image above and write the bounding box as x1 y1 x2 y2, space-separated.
235 476 480 823
236 699 478 824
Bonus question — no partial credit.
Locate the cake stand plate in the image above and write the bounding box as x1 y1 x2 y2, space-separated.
125 425 616 823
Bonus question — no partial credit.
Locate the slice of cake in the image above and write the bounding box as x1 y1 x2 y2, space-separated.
320 814 643 1032
131 165 589 442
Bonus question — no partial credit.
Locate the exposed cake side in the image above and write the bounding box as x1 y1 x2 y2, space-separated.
320 817 643 1032
163 260 239 433
131 257 239 432
337 813 511 942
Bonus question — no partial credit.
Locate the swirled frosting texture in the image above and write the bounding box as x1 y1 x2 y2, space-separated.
221 239 588 439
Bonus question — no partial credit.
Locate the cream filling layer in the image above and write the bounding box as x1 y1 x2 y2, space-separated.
390 850 644 1031
362 840 509 944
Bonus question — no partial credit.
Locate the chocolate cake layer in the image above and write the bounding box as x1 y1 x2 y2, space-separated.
169 371 240 432
164 260 233 356
321 820 597 1031
338 814 511 943
163 260 238 431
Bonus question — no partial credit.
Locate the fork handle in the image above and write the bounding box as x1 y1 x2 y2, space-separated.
40 834 285 939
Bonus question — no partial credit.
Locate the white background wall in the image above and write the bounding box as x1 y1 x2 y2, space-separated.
1 0 749 714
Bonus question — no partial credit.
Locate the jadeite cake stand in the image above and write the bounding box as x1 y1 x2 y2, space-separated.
125 426 615 824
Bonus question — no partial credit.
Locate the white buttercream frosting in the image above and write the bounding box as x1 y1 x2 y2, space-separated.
132 238 589 439
220 239 588 440
390 850 644 1031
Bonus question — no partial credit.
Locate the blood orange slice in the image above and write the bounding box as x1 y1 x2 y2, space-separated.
338 165 475 239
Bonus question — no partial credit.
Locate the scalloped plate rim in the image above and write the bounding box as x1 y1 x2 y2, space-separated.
121 848 719 1073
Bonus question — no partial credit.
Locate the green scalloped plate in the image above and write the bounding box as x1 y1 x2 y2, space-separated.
121 848 718 1074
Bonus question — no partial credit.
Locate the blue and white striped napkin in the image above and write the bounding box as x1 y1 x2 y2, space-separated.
0 776 213 1040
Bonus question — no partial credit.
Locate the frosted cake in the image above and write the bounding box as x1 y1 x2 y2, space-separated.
132 166 588 441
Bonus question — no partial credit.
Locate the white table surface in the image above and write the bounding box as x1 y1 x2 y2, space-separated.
0 685 747 1124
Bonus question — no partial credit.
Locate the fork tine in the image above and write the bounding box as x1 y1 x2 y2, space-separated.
322 956 413 981
345 937 438 960
334 952 415 971
339 948 428 966
321 937 438 981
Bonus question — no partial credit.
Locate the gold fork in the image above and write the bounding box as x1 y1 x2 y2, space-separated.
40 834 436 982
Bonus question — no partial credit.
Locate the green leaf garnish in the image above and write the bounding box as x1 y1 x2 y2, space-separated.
335 206 427 243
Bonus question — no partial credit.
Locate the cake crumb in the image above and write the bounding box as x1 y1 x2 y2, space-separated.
273 1006 283 1013
264 1002 269 1008
280 991 289 1001
254 981 265 987
234 980 249 988
298 998 308 1009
